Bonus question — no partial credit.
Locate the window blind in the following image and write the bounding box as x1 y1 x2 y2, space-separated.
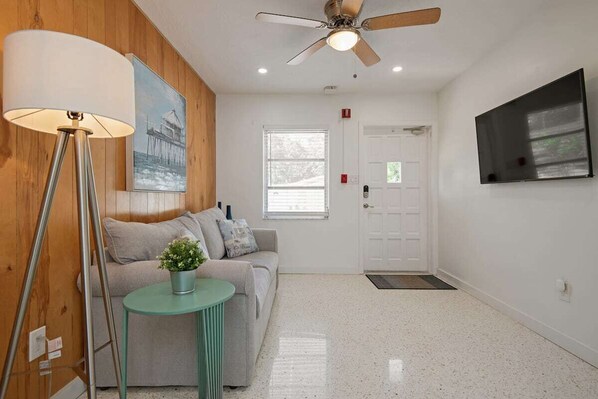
263 127 329 219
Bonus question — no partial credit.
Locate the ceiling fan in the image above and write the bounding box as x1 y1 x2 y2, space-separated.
255 0 441 67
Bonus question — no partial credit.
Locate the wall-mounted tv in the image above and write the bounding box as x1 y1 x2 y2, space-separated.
475 69 593 184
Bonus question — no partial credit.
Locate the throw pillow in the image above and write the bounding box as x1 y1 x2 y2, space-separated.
217 219 259 258
179 228 210 260
103 212 207 264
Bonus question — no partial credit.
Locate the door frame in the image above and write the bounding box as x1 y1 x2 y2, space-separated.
358 120 438 275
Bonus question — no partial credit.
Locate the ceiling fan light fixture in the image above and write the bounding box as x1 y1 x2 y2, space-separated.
256 3 441 66
326 29 360 52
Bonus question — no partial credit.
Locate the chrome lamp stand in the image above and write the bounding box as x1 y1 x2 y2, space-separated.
0 116 122 399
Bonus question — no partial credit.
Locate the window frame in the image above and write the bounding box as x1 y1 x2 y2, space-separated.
263 125 330 220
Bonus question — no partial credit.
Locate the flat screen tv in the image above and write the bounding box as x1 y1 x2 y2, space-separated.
475 69 593 184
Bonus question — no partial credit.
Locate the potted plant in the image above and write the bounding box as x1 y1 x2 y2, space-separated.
158 237 207 295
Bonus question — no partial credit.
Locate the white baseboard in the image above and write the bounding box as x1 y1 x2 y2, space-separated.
51 376 86 399
279 266 358 274
436 268 598 368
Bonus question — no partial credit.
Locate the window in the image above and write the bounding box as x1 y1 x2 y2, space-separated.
263 127 329 219
387 162 402 183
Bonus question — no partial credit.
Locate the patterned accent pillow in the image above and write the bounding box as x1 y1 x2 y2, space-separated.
217 219 259 258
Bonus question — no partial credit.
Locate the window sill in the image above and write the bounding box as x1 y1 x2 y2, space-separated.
263 214 329 221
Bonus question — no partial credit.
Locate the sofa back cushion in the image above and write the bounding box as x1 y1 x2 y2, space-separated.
179 228 210 260
104 212 207 264
191 207 226 260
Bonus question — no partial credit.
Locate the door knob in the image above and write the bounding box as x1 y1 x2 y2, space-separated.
363 203 374 209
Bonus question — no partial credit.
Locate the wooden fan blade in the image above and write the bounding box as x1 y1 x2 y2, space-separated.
361 7 441 31
287 37 328 65
341 0 365 17
352 37 380 66
256 12 328 29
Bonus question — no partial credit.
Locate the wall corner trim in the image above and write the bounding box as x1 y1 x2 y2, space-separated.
436 268 598 368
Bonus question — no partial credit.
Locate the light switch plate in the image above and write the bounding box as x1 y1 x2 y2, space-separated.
29 326 46 362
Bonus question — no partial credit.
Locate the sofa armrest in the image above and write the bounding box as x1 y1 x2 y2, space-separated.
197 259 255 298
92 247 115 265
79 259 255 298
252 228 278 253
79 260 167 297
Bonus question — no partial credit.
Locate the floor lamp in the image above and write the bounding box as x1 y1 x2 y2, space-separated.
0 30 135 399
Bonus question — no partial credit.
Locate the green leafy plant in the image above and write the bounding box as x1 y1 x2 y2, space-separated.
157 238 207 272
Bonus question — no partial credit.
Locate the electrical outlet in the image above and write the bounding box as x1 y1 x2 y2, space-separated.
39 359 51 376
29 326 46 362
559 281 571 303
47 336 62 352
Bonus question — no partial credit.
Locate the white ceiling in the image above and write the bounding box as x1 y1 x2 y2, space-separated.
134 0 546 94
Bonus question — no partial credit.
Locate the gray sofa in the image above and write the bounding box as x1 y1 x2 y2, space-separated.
78 207 278 387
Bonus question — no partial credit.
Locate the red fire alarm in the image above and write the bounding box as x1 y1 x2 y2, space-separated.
341 173 348 184
341 108 351 119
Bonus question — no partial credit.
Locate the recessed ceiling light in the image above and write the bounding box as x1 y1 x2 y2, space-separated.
258 68 268 74
392 66 403 73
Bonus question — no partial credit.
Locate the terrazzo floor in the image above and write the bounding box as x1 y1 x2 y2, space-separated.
96 274 598 398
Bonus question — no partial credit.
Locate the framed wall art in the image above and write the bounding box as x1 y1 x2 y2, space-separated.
126 54 187 192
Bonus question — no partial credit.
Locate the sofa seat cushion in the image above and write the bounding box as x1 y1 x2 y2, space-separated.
103 212 206 264
231 251 278 281
191 207 227 260
253 267 270 319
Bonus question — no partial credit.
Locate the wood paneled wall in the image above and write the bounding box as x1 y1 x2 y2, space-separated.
0 0 216 396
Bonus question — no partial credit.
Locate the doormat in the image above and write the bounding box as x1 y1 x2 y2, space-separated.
366 274 456 290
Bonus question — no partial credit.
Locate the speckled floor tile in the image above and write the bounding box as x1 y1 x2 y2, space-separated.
96 274 598 399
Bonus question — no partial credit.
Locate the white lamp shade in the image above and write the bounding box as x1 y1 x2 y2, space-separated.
2 30 135 138
326 30 360 52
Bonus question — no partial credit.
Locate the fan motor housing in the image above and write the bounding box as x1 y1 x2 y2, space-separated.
324 0 356 26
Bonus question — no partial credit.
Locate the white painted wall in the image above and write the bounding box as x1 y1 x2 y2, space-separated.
217 94 437 274
437 0 598 366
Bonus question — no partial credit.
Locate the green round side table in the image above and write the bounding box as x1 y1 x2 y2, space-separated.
120 278 235 399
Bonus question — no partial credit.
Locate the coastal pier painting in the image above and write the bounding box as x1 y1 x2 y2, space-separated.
126 54 187 192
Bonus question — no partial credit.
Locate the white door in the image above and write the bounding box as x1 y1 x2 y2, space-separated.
359 127 429 272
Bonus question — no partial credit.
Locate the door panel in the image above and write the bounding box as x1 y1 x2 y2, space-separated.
386 188 401 209
369 163 384 182
360 127 428 272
